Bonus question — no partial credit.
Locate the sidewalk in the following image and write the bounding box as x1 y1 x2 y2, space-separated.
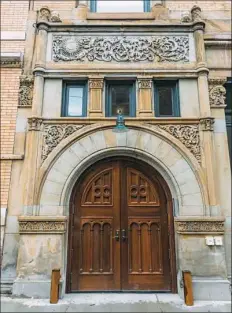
1 294 231 312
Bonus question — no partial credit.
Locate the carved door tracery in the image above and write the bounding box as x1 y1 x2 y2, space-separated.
67 158 176 292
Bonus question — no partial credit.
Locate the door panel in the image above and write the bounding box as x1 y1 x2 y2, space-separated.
67 158 174 292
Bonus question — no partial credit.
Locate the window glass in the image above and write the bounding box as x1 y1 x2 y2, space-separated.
97 1 144 12
67 86 84 116
111 85 130 116
157 86 173 116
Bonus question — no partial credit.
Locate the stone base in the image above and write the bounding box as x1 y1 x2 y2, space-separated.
192 278 231 301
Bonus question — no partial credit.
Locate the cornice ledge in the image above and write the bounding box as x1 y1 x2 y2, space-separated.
1 52 23 68
18 216 67 234
1 154 24 160
175 216 225 234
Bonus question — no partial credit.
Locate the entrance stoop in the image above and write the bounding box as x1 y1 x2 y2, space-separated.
1 294 231 312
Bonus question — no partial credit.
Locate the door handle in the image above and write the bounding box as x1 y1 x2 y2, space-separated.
114 229 120 241
121 229 127 241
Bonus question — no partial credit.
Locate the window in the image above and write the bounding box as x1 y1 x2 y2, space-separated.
62 82 87 117
90 0 150 13
106 81 136 117
225 78 232 165
154 81 180 117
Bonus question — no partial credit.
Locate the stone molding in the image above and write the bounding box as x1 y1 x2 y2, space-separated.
138 79 152 89
28 117 43 131
199 117 214 131
1 154 24 160
89 78 104 89
41 124 85 162
18 216 67 234
208 78 227 108
157 124 201 162
52 35 189 63
18 75 34 107
175 217 225 234
1 53 22 68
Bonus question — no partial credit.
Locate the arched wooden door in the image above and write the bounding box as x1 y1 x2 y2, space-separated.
67 158 176 292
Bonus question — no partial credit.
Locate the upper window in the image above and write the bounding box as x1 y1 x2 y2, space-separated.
90 0 150 13
106 81 136 117
154 81 180 117
62 82 87 117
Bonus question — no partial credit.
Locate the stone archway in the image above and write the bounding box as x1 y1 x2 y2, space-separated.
39 126 207 217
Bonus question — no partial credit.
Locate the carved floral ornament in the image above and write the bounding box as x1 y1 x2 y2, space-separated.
138 79 152 89
89 79 104 89
175 218 224 234
199 117 214 131
208 78 227 107
18 218 67 234
52 35 189 63
18 75 34 107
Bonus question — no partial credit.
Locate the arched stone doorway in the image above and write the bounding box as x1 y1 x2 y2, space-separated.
66 156 177 293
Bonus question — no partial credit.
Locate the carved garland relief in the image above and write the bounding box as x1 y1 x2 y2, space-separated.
208 78 227 107
18 75 34 107
52 35 189 63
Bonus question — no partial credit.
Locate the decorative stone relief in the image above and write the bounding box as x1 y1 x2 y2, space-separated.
39 6 51 21
181 13 192 23
89 78 104 89
50 11 62 22
208 79 227 107
191 5 202 22
200 117 214 131
19 220 66 234
41 124 84 162
157 124 201 162
175 218 224 234
1 57 21 68
138 79 152 89
28 117 43 131
18 75 34 107
52 35 189 63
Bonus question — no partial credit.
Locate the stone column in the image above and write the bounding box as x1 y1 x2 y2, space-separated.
75 0 89 20
88 78 104 117
192 6 219 215
137 78 153 117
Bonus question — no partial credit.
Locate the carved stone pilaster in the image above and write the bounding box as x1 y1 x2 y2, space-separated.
18 75 34 107
191 5 202 22
28 117 43 131
39 6 51 21
18 216 67 234
208 78 227 107
89 78 104 89
175 217 224 234
200 117 214 131
156 124 201 163
138 79 152 89
41 124 84 162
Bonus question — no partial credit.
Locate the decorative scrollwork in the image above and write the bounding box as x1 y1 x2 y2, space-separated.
208 78 227 107
175 218 224 234
52 35 189 63
89 78 104 89
19 220 66 233
200 117 214 131
19 75 34 107
158 124 201 162
42 124 84 162
138 79 152 89
28 117 43 131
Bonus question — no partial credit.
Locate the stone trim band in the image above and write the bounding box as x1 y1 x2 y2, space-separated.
175 217 225 234
18 216 67 234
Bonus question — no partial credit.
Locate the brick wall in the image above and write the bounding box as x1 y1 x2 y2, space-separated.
0 1 29 32
33 0 76 10
166 1 231 11
0 69 21 207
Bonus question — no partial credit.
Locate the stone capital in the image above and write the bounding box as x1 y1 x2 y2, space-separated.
138 79 152 89
89 78 104 89
199 117 215 131
28 116 43 131
208 78 227 107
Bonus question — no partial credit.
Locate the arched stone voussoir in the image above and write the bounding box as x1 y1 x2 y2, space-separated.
38 126 208 214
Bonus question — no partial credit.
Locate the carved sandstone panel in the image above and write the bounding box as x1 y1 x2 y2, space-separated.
208 78 227 107
175 218 224 234
52 35 189 63
19 75 34 107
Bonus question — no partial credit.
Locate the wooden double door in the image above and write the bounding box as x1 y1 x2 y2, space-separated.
67 158 176 292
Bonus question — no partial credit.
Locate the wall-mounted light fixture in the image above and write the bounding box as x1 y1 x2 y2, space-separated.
112 109 129 133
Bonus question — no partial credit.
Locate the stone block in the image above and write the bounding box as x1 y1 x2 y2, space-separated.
40 192 60 206
126 129 140 148
42 180 64 196
90 131 106 151
42 79 62 118
182 193 203 206
192 278 231 301
1 234 19 280
70 141 88 162
169 159 190 177
5 215 19 234
116 132 127 147
39 205 64 216
162 148 182 168
103 129 117 148
79 136 97 155
153 140 172 161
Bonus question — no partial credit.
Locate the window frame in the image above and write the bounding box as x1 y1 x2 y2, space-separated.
154 80 180 117
62 81 88 117
90 0 151 13
105 80 136 117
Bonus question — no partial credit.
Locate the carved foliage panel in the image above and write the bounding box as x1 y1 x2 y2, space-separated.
127 168 160 206
80 218 113 274
52 35 189 63
128 218 162 274
82 169 113 206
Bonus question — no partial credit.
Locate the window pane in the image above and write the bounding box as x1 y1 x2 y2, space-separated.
111 85 130 116
97 1 144 12
68 87 83 116
158 86 173 116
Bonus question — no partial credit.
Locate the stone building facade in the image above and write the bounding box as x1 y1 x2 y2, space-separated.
1 0 231 300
